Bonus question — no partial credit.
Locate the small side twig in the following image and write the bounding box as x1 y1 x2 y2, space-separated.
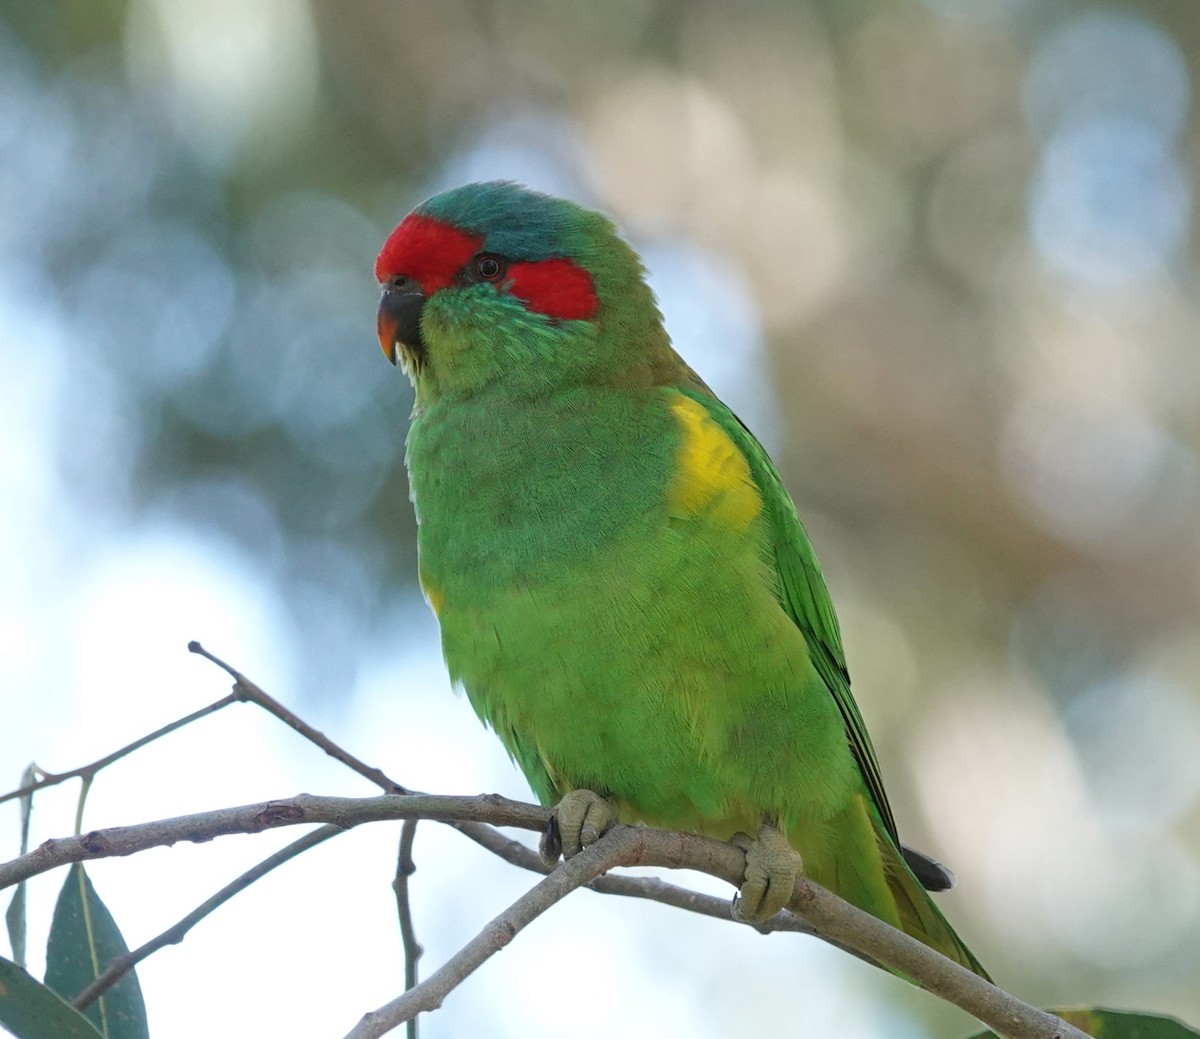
392 820 422 1039
0 693 241 807
72 824 344 1011
345 827 638 1039
188 642 408 795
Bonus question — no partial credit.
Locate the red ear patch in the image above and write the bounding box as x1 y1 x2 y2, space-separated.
507 258 598 320
375 213 482 293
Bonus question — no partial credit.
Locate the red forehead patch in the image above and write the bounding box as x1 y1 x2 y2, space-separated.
375 213 482 293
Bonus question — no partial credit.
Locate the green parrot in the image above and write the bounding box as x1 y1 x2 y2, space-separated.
375 180 989 980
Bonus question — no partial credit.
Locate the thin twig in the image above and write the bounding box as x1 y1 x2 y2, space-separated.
447 820 547 870
449 818 813 934
188 642 408 795
343 828 639 1039
392 821 422 1039
71 775 108 1033
0 693 241 807
585 870 882 969
71 825 343 1011
4 764 38 969
0 646 408 1010
0 793 549 890
591 871 801 930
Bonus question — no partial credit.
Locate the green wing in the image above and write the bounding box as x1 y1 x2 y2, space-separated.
676 385 901 846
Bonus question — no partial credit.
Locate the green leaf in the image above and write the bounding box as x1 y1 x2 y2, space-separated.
965 1007 1200 1039
5 886 27 970
5 764 38 969
0 955 107 1039
45 865 149 1039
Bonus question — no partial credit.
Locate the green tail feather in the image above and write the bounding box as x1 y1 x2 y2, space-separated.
881 831 991 981
796 795 991 982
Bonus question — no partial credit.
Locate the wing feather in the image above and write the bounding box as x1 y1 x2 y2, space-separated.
672 385 901 845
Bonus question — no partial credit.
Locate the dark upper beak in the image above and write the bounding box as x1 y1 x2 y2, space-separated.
377 281 426 366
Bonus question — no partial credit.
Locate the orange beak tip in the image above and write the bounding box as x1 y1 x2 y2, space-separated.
376 311 399 365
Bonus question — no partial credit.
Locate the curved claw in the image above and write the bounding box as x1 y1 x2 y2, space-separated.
539 815 563 867
730 822 801 923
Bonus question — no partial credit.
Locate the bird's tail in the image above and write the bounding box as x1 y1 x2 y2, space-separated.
880 828 991 981
797 795 991 982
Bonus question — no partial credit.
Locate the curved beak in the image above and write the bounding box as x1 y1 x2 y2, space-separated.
377 285 427 366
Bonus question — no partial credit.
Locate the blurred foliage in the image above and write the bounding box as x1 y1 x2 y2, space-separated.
968 1007 1200 1039
2 0 1199 1033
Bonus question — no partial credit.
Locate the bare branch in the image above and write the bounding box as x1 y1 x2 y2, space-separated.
448 819 547 870
2 639 1083 1039
392 820 422 1039
347 824 1088 1039
590 871 800 930
0 644 407 810
0 693 242 807
1 791 1086 1039
448 818 812 934
188 642 408 794
0 793 549 890
621 828 1088 1039
343 827 639 1039
72 825 344 1010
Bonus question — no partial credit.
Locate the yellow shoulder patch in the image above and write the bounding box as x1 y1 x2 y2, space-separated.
667 394 762 531
418 561 445 617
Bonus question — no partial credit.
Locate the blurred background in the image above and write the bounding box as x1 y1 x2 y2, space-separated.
2 1 1199 1036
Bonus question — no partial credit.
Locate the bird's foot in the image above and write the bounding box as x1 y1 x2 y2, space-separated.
730 821 801 922
539 789 618 867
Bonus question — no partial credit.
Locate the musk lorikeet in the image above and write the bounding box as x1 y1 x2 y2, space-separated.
375 180 989 980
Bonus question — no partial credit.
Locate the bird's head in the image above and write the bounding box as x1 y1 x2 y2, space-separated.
375 181 670 401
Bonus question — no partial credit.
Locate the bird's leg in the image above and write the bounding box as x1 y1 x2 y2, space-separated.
539 788 619 867
729 820 801 922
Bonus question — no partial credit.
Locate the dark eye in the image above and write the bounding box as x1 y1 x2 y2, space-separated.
475 254 506 281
